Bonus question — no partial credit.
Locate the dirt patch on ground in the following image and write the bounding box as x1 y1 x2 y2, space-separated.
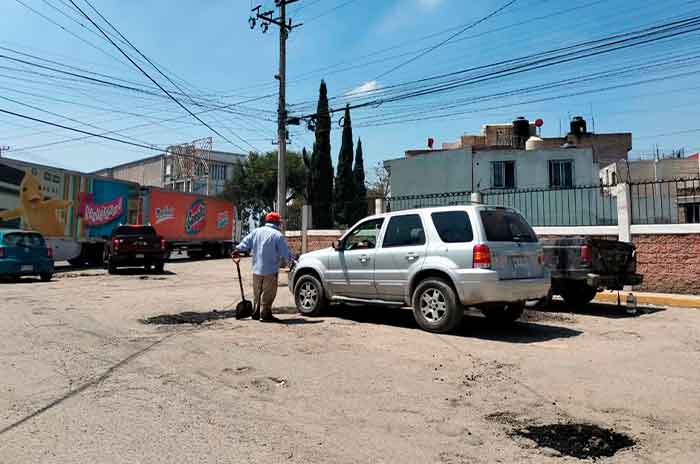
141 310 237 325
515 423 636 459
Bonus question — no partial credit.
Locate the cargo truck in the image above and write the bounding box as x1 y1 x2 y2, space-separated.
0 159 139 265
140 187 236 259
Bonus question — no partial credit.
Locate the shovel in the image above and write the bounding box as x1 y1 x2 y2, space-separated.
233 254 253 319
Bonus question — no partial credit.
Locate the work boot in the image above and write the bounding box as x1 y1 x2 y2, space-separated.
260 308 279 323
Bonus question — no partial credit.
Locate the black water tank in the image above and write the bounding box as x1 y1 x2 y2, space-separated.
570 116 587 136
512 116 530 149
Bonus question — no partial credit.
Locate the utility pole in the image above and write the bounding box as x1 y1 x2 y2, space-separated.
249 1 301 222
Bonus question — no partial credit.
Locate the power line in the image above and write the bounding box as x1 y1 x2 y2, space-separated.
0 107 163 152
374 0 519 80
67 0 250 152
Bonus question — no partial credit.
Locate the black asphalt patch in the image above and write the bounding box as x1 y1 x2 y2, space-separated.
515 423 635 460
141 310 237 325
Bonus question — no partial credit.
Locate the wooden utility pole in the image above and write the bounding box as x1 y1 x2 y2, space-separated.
249 1 301 222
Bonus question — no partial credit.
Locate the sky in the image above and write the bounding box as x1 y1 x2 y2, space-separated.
1 0 700 177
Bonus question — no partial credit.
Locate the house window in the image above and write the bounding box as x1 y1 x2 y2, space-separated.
682 203 700 223
491 161 516 189
549 160 574 188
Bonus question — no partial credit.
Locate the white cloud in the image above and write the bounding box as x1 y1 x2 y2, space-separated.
346 80 380 97
417 0 444 10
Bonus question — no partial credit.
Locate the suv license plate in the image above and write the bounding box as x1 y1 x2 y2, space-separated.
135 254 145 259
511 256 528 267
21 265 34 272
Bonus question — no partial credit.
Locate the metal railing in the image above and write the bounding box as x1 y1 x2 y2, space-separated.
482 185 617 227
630 178 700 224
388 185 618 227
387 191 473 212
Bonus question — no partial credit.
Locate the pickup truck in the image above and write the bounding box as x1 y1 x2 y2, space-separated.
104 225 167 274
540 237 643 306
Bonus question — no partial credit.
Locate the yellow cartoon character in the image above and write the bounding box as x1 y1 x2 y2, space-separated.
0 173 71 237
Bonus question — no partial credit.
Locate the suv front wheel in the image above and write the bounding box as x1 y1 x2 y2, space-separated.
412 278 463 333
294 274 326 316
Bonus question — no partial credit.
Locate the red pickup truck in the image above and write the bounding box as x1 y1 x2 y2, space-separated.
104 225 167 274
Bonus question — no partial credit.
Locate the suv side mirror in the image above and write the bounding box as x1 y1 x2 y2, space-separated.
332 240 342 251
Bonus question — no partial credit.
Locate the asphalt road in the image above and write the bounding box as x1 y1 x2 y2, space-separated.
1 258 699 463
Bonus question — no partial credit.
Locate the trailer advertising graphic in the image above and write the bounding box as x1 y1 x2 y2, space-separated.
147 190 234 242
0 161 132 240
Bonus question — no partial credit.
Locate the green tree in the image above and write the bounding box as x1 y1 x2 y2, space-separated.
314 80 334 228
334 104 355 227
222 150 306 231
351 137 368 223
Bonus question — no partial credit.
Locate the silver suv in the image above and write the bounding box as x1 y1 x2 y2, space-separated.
289 205 550 333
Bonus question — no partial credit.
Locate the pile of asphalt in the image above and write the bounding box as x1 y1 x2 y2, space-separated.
515 423 635 459
141 310 237 325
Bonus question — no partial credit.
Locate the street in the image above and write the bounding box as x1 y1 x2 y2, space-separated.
1 258 700 463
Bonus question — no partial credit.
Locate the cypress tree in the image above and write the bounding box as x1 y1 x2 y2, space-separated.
352 138 368 223
335 105 355 226
315 80 334 228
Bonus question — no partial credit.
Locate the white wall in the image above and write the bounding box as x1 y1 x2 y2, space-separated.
386 148 472 196
473 148 595 190
387 147 596 198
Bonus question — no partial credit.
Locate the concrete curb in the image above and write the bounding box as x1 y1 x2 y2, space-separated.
594 291 700 309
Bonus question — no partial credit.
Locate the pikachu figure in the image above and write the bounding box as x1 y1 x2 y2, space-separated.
0 173 72 237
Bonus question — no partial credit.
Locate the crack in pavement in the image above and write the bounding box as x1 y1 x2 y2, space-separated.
0 334 175 436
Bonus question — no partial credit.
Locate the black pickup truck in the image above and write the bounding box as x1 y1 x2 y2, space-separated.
540 237 643 306
104 225 167 274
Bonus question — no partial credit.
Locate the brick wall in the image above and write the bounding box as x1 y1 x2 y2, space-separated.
633 234 700 295
287 230 700 295
286 231 342 255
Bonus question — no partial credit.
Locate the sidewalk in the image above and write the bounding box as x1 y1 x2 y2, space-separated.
595 290 700 309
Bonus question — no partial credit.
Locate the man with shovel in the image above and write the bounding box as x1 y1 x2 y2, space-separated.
232 212 295 323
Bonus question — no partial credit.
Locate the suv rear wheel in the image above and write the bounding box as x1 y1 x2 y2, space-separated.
481 302 525 324
412 278 463 333
294 274 326 316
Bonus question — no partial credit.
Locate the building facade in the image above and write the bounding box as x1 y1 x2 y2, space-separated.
94 149 245 196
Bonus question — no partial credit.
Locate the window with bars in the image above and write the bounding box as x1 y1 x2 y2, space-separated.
549 159 574 188
491 160 516 189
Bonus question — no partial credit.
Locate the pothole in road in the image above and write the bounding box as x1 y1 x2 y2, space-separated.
141 310 237 325
515 423 635 460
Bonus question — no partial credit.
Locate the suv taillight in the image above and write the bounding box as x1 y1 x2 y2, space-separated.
580 244 592 264
0 247 4 258
47 247 53 259
473 244 492 269
113 238 121 250
161 239 166 250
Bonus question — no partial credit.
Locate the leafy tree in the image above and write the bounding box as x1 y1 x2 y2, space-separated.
222 150 305 231
314 80 334 228
351 138 368 223
334 104 355 227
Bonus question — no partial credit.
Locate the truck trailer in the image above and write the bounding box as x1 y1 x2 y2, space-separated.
140 187 236 259
0 159 139 264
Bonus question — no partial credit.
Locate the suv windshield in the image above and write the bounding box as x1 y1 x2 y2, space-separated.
114 226 157 236
480 209 537 243
3 233 46 248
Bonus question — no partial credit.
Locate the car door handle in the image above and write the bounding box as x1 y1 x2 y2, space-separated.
359 255 370 263
405 254 418 261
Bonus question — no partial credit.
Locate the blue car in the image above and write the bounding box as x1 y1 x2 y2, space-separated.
0 229 54 282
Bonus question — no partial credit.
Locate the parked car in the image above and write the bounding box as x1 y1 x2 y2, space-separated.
540 237 643 306
289 206 550 333
0 229 54 282
104 225 167 274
